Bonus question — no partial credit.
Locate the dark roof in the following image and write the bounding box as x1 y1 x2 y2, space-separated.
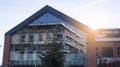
5 5 91 36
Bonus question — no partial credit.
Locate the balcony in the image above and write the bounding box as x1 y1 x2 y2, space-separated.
66 32 86 45
65 39 85 52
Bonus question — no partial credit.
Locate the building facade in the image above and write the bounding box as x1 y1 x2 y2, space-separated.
95 29 120 67
2 6 95 67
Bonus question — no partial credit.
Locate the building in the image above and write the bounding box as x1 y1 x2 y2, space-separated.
2 5 95 67
95 29 120 67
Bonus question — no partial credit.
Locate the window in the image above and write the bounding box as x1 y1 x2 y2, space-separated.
37 52 42 60
28 35 34 42
10 44 14 51
56 34 62 40
27 52 33 60
102 47 113 57
117 47 120 57
65 53 85 65
46 33 53 40
96 48 99 57
19 52 24 60
20 35 26 42
38 35 42 41
66 36 73 43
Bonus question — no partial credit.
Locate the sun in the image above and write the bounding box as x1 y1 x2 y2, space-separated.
84 21 100 30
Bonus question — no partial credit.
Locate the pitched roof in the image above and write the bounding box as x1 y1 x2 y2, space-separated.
5 5 91 36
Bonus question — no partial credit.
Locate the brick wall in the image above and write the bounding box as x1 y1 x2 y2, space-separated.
2 36 11 67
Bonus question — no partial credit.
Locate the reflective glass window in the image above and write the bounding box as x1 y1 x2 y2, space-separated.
28 35 34 42
20 35 25 42
27 52 33 60
38 35 42 41
102 47 113 57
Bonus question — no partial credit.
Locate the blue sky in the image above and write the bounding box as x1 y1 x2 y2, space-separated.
0 0 120 65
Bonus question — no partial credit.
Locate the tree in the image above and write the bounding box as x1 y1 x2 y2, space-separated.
40 40 65 67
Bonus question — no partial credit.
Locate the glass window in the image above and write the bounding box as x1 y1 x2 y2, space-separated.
56 34 62 40
37 45 41 50
38 35 42 41
10 44 14 51
66 36 73 43
28 35 34 42
19 52 24 60
36 60 41 65
117 47 120 57
65 53 85 65
102 47 113 57
28 45 36 51
27 52 33 60
37 53 41 60
18 60 24 65
20 35 26 42
96 48 99 57
46 33 53 40
28 60 34 65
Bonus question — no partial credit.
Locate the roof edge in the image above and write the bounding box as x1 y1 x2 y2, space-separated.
5 5 92 36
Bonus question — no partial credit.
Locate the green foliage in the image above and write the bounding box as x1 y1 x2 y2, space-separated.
15 44 35 51
40 42 65 67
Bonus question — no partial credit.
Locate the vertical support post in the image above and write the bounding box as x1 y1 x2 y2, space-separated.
87 30 96 67
2 36 11 67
